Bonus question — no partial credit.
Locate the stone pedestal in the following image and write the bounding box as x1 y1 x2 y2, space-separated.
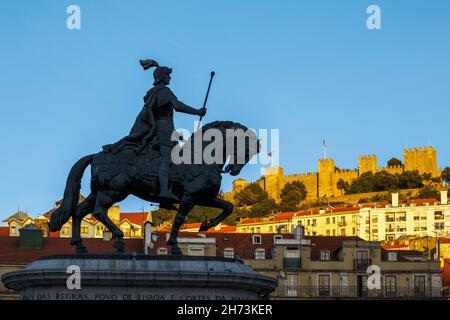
1 254 277 300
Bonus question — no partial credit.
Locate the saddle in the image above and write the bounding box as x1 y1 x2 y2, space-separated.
101 138 183 181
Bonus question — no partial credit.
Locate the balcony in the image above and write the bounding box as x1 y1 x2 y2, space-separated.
283 257 301 269
353 258 371 271
274 286 444 299
338 221 347 227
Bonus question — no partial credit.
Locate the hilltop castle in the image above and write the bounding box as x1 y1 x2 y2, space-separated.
230 146 440 202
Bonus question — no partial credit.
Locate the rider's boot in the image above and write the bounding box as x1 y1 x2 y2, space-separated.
158 165 180 202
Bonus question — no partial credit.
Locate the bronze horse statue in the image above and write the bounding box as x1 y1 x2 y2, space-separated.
49 121 259 254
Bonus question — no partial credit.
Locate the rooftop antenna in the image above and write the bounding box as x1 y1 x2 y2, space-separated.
323 139 327 159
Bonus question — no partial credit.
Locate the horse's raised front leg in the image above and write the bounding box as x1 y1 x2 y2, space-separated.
197 198 234 232
167 195 196 255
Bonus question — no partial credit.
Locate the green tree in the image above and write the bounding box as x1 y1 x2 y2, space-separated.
279 181 307 212
336 179 350 195
348 172 376 194
398 170 423 189
417 185 440 199
373 170 399 192
387 157 403 167
234 183 267 206
442 167 450 186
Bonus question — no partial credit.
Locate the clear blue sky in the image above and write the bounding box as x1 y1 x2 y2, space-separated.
1 1 449 220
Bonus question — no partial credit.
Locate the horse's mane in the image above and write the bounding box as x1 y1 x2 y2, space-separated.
196 120 249 137
179 120 254 158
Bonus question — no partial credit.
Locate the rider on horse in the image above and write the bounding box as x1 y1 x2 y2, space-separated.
105 59 206 203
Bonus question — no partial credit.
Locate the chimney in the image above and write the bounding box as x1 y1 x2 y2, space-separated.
440 190 448 205
103 231 111 241
19 223 43 249
391 192 399 207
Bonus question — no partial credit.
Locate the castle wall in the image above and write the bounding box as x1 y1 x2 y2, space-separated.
229 146 440 203
333 169 359 196
404 146 438 177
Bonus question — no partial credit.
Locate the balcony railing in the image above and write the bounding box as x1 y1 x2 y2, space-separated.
338 221 347 227
353 258 371 271
274 286 444 299
283 257 301 269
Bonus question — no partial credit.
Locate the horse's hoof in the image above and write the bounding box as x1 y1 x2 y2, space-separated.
114 239 125 253
170 246 183 256
75 245 88 254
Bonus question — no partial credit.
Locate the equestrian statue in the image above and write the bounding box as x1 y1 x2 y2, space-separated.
49 59 259 255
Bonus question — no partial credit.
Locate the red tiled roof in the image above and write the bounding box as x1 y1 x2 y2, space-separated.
239 218 264 224
443 259 450 287
0 236 143 264
306 236 363 261
0 227 9 237
383 244 409 249
215 225 237 233
119 212 149 227
272 212 296 221
380 198 439 207
181 223 201 229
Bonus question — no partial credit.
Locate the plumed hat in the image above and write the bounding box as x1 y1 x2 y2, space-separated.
140 59 172 85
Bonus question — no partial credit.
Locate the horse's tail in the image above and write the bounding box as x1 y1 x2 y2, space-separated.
49 155 94 232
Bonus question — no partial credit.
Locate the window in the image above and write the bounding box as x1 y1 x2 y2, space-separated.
80 226 89 234
286 274 298 297
414 275 426 297
157 247 168 255
340 228 346 236
332 217 336 224
332 229 336 236
435 222 444 230
62 227 69 236
312 219 317 226
326 218 330 224
252 235 262 244
224 248 234 259
385 275 397 297
188 245 205 256
352 227 356 235
274 235 283 242
326 230 330 236
121 227 131 237
255 248 265 260
318 275 331 297
320 250 331 261
434 211 444 220
10 226 16 234
387 252 397 261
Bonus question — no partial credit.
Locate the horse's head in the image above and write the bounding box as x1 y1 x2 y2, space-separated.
182 121 260 176
214 121 260 176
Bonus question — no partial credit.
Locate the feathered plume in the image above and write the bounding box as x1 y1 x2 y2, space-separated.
140 59 159 70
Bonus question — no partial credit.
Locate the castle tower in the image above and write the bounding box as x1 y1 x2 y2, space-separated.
318 158 335 198
260 166 285 202
358 154 377 175
404 146 438 177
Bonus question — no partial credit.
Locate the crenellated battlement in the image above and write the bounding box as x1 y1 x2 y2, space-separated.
286 172 317 178
404 146 436 154
335 168 358 173
359 154 377 160
228 146 439 203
